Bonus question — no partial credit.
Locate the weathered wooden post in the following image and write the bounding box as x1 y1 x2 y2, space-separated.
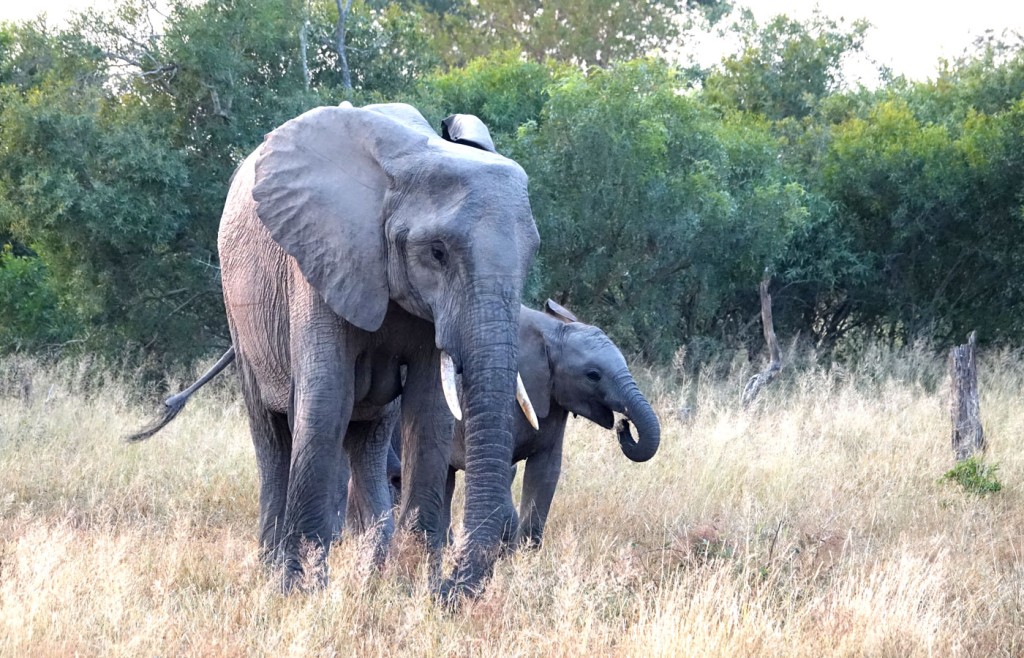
949 331 985 461
742 271 782 407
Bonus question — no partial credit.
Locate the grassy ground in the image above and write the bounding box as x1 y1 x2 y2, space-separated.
1 345 1022 657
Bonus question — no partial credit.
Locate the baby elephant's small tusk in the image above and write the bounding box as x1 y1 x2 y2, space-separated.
440 351 463 421
517 373 540 430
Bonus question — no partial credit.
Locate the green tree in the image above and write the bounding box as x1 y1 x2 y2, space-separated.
809 94 1024 345
0 245 82 351
1 0 446 363
425 0 720 68
519 59 806 360
0 57 204 357
414 50 558 149
705 10 869 121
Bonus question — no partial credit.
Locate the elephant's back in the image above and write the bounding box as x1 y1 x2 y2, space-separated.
218 152 286 267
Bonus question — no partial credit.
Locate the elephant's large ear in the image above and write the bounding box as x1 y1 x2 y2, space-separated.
441 114 497 153
252 105 428 332
544 298 578 324
518 319 552 419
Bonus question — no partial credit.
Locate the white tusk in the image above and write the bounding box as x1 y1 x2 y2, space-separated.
517 373 540 430
440 351 462 421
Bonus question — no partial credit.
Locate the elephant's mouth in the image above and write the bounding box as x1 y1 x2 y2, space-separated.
581 404 615 430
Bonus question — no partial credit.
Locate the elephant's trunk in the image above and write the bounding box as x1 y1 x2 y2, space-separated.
614 374 661 463
442 290 519 601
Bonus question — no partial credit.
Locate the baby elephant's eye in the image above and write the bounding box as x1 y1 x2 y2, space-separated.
586 370 601 382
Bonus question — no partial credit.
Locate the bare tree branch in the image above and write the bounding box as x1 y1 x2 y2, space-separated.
335 0 354 90
299 0 311 91
742 270 783 407
204 83 232 121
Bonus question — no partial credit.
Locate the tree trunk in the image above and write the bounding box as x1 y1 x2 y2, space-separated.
335 0 353 90
742 270 782 407
299 2 311 91
950 331 985 461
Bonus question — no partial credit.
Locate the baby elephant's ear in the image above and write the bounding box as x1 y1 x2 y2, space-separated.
441 114 497 153
545 299 578 324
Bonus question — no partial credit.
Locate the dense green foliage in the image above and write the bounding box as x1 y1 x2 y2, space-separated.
942 456 1003 496
2 1 1023 367
519 60 807 359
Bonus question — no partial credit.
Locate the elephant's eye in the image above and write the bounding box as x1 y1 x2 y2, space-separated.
586 370 601 382
430 243 448 266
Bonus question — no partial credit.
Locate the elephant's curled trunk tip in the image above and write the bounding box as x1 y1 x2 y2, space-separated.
616 417 660 463
124 395 189 443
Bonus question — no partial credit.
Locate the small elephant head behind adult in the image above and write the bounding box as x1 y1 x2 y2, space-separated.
521 300 661 457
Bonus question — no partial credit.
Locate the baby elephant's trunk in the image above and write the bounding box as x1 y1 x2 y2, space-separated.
614 374 660 463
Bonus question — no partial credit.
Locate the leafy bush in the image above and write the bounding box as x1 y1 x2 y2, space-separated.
0 246 82 352
518 59 806 361
942 457 1003 496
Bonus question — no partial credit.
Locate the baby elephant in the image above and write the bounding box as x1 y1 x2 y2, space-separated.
392 299 661 548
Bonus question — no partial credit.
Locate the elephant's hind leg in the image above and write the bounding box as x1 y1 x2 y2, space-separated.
239 386 292 565
344 399 400 566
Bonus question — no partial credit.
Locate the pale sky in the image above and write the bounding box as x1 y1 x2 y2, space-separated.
738 0 1024 82
2 0 1023 83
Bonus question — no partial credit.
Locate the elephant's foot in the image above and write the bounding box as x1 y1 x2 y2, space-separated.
279 561 329 594
497 507 519 557
367 517 396 569
383 524 445 590
434 543 500 609
435 568 491 610
395 513 449 586
514 522 544 550
436 573 484 610
515 533 543 551
277 538 330 594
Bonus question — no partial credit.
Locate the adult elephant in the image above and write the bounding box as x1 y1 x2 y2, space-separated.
134 103 540 600
391 300 661 548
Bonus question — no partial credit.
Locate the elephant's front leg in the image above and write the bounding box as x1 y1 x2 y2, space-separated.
516 428 565 548
396 352 454 575
497 472 519 555
440 466 457 545
279 328 355 592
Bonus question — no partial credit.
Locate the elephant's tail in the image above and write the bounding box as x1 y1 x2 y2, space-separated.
125 347 236 442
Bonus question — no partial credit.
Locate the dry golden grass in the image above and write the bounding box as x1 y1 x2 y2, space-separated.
1 345 1022 657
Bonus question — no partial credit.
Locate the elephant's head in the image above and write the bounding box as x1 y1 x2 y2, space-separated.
525 300 661 463
251 103 538 334
250 103 539 596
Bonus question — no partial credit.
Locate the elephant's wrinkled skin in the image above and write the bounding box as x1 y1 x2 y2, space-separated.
392 300 661 548
130 103 539 600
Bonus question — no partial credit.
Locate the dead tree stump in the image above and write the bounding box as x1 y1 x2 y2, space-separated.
949 331 985 461
742 272 782 407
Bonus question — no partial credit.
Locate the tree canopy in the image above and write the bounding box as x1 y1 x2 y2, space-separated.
2 1 1023 368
